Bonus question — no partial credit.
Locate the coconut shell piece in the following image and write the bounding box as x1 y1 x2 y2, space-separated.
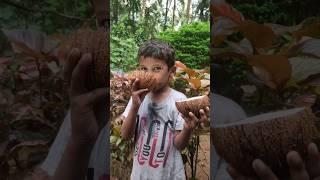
60 28 109 90
175 95 210 119
212 107 320 178
127 70 156 90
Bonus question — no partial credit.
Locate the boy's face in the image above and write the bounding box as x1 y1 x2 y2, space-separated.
138 56 175 92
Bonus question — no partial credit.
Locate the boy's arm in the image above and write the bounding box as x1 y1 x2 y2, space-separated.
32 138 97 180
121 79 149 140
174 108 209 150
52 136 96 180
173 128 193 150
121 105 139 140
51 50 107 180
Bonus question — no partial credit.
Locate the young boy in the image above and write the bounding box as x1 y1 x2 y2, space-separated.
120 40 209 180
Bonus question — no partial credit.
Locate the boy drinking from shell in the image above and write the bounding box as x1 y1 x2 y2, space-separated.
120 40 210 180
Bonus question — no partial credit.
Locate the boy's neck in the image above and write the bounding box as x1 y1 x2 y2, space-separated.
150 85 171 103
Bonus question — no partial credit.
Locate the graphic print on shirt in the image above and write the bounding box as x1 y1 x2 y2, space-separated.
135 102 174 168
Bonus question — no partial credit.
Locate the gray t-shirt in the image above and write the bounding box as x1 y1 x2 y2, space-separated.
211 93 247 180
123 88 187 180
40 110 110 180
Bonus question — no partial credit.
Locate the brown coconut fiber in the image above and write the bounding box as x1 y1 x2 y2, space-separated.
175 95 210 119
212 107 320 178
60 28 109 90
127 70 156 90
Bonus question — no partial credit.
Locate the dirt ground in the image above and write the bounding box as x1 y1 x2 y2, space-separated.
185 134 210 180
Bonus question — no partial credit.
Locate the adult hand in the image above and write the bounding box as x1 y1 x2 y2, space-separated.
227 143 320 180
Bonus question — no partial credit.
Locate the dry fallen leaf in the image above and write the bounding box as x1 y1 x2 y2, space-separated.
248 55 291 89
236 20 276 49
8 140 48 170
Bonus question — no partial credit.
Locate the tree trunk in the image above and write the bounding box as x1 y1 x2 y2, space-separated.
113 0 119 23
186 0 192 24
141 0 146 18
163 0 170 31
172 0 176 29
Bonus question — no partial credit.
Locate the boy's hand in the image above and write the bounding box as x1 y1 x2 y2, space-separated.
64 48 108 144
182 107 210 131
131 78 149 108
227 143 320 180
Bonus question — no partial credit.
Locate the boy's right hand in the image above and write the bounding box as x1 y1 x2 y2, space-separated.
131 78 149 108
64 48 108 145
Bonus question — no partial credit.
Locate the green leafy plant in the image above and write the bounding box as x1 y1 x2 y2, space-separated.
158 22 210 69
111 35 139 72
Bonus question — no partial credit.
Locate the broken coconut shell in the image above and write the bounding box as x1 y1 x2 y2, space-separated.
127 70 156 90
212 107 320 178
175 95 209 119
60 28 109 90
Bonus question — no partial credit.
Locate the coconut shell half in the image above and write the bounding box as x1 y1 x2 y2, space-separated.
127 70 156 90
60 28 109 90
212 107 320 178
175 95 210 119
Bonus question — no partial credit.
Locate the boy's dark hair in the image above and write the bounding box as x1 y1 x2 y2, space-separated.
138 40 175 68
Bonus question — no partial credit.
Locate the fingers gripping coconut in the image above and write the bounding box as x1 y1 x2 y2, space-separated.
212 107 320 179
128 70 156 107
50 28 109 180
61 28 109 90
176 95 210 131
60 28 109 141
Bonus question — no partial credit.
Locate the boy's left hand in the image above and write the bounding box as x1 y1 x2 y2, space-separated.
182 107 210 130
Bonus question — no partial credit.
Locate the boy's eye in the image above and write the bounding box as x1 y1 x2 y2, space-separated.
139 67 148 71
152 67 162 72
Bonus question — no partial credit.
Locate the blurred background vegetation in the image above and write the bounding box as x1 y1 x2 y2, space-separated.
229 0 320 25
212 0 320 116
0 0 95 34
110 0 210 72
0 0 101 179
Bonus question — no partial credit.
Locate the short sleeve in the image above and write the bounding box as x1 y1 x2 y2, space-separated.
122 97 133 118
175 113 185 131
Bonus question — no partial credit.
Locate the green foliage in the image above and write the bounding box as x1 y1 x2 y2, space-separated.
0 0 95 34
112 12 160 45
233 2 295 25
158 22 210 69
111 16 136 40
111 35 139 72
